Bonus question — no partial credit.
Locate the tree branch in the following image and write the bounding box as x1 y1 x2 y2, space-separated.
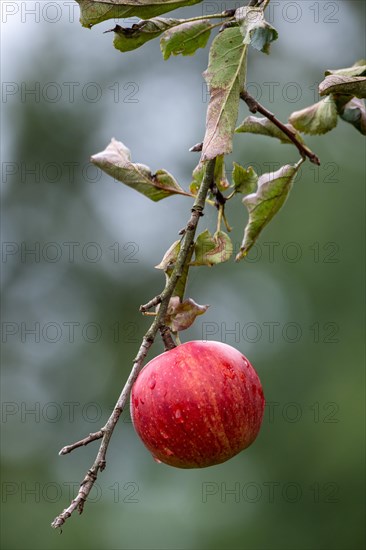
51 158 216 530
240 89 321 165
59 431 104 456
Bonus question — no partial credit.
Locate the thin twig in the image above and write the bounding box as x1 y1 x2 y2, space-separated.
240 89 321 165
51 158 216 530
140 294 162 313
59 431 104 455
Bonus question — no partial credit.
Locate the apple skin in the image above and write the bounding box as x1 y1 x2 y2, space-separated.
130 340 265 468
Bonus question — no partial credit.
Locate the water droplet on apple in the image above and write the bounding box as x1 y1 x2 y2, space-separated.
149 378 156 390
153 456 162 464
174 409 184 423
241 355 249 367
164 447 174 456
160 430 169 439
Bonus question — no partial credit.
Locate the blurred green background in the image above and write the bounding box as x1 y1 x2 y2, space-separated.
1 1 365 549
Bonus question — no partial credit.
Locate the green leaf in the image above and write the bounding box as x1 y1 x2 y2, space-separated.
325 62 366 78
160 19 214 60
236 6 278 54
190 156 230 197
76 0 203 28
232 162 258 196
288 97 338 135
192 229 233 266
190 161 204 196
109 18 180 53
202 27 248 160
155 240 181 271
236 162 302 261
214 155 230 191
337 97 366 136
236 116 302 143
165 297 209 332
91 138 191 202
319 75 366 99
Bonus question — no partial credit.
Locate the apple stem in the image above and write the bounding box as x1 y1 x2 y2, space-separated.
160 325 177 350
216 207 223 233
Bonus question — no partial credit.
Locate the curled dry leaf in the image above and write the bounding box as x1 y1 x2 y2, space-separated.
235 6 278 54
165 296 209 331
319 74 366 99
109 18 181 53
91 139 191 202
155 240 181 272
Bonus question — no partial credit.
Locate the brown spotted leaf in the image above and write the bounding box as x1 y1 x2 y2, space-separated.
202 27 248 160
76 0 204 28
109 18 180 53
236 162 302 261
165 296 209 331
192 229 233 266
155 240 181 271
236 116 302 143
91 139 191 201
319 75 366 99
289 97 338 135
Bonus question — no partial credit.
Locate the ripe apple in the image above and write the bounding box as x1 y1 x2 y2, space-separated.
130 340 265 468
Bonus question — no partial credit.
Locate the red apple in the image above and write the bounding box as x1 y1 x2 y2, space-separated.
130 340 265 468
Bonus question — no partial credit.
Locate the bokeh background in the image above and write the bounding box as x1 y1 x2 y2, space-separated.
1 1 365 549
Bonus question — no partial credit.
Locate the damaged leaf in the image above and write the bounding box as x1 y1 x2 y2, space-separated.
325 61 366 78
76 0 203 28
109 18 180 53
192 229 233 266
289 97 338 135
236 116 301 143
236 6 278 54
202 27 248 160
160 19 215 60
165 296 209 332
319 74 366 99
91 139 191 201
155 240 181 271
236 162 302 261
232 162 258 196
